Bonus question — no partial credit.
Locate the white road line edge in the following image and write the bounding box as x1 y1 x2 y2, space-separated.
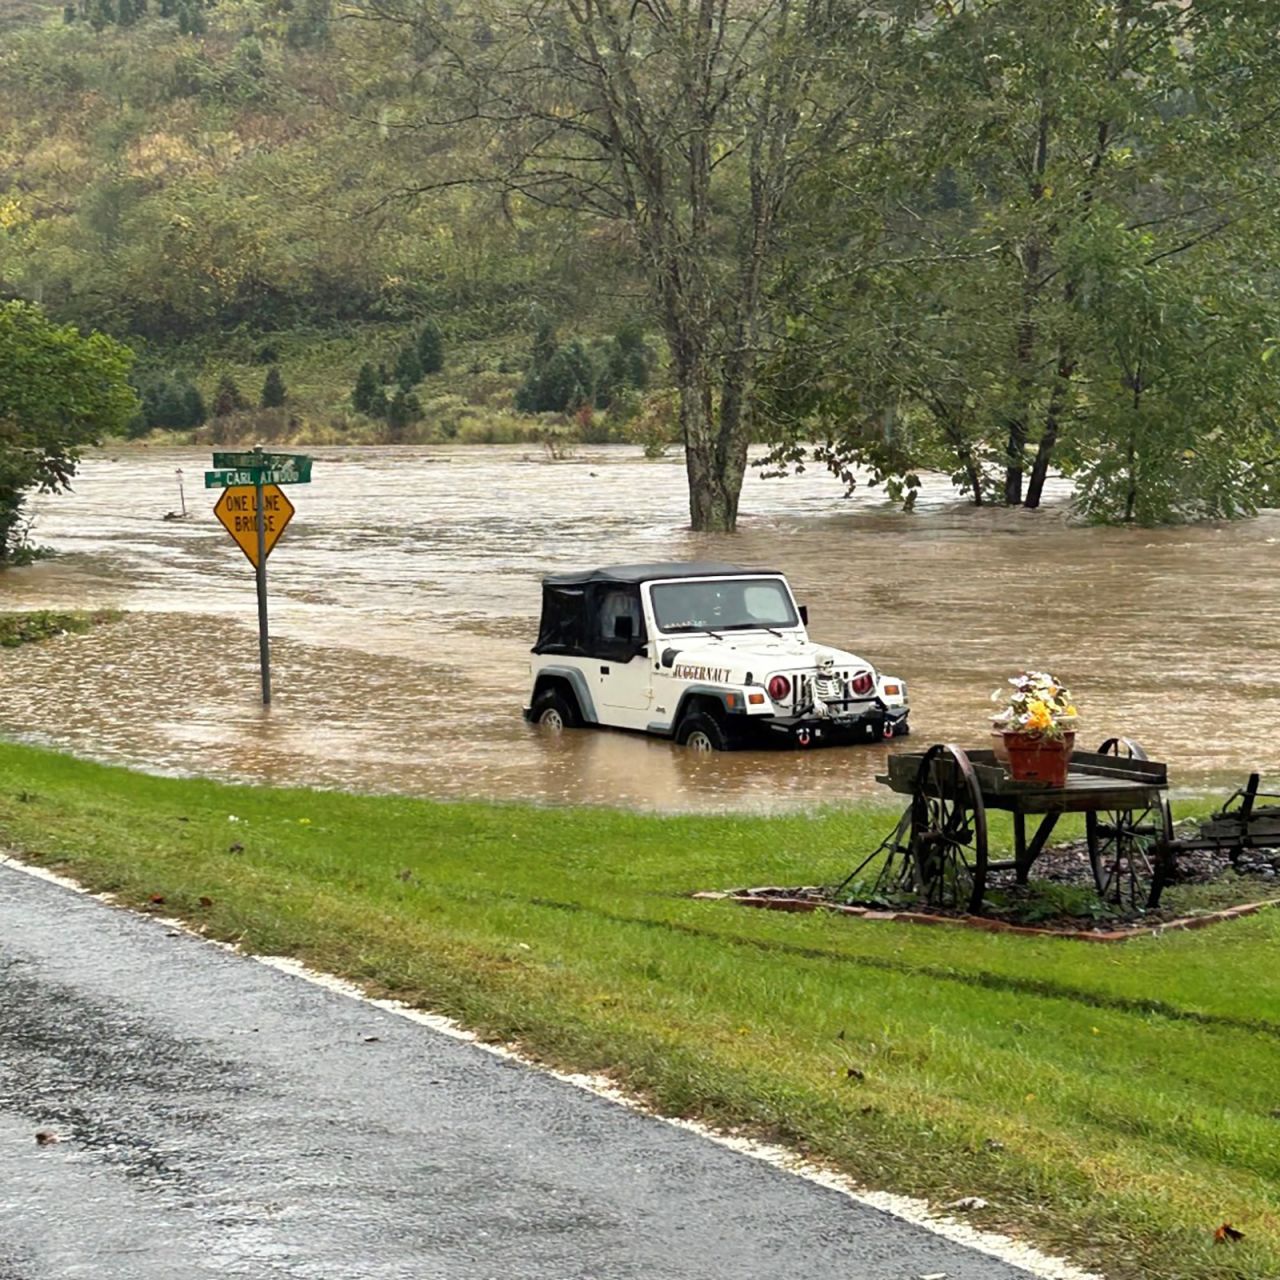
0 851 1102 1280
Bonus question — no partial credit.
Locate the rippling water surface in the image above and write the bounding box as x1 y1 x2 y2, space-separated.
2 444 1277 812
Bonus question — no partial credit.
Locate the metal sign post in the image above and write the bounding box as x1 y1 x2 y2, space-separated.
254 469 272 706
205 447 312 708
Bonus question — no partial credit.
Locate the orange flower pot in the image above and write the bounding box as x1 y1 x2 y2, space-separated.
1002 730 1075 786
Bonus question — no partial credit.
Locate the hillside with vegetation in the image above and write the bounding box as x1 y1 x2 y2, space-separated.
0 0 658 453
2 0 1279 528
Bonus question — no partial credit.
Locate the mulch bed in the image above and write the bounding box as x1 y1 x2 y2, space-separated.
697 825 1280 942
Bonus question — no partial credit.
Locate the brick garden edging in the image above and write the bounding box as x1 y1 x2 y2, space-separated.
692 890 1280 943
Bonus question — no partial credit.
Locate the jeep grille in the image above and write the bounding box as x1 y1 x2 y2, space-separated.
813 674 844 702
794 674 813 714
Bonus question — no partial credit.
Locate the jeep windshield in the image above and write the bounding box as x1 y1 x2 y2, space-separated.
650 578 799 633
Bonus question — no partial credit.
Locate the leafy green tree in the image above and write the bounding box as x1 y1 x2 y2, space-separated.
0 302 137 563
768 0 1280 520
260 366 286 408
416 320 444 375
352 362 379 414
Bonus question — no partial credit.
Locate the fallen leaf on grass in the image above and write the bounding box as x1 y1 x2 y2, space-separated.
34 1131 61 1146
198 896 214 909
395 869 413 882
148 894 166 905
228 843 244 854
845 1067 865 1082
1215 1223 1245 1244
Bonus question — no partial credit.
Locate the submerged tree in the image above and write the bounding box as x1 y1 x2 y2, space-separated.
355 0 904 530
765 0 1280 522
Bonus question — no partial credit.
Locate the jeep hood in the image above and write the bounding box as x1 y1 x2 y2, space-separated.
660 633 874 678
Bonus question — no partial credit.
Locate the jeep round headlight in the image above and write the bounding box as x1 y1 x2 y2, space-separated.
849 670 874 696
767 675 791 701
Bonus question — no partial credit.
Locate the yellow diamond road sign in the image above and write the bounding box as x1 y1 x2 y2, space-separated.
214 484 294 568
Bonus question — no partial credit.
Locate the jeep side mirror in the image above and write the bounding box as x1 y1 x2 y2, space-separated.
799 605 809 626
613 615 634 641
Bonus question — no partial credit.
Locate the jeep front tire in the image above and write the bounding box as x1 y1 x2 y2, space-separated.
531 688 580 731
675 710 732 752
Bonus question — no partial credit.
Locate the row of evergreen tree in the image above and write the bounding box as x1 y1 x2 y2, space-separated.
350 321 444 421
515 322 652 415
65 0 211 34
130 366 286 435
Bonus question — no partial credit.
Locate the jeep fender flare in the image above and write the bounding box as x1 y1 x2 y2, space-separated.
654 685 738 737
530 667 598 724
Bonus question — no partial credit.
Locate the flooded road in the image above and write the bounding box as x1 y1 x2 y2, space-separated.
2 444 1278 812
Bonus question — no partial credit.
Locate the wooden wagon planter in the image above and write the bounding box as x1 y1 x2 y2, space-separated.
846 737 1174 913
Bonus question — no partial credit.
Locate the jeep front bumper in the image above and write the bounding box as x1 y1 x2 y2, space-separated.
738 704 909 748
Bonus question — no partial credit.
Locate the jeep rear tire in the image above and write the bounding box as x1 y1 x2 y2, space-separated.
532 688 581 731
675 711 732 752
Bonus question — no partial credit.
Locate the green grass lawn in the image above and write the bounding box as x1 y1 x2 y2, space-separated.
0 741 1275 1279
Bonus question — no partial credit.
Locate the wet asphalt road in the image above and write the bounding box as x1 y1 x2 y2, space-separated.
0 863 1040 1280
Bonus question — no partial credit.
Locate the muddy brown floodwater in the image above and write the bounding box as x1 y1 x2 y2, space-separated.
1 444 1278 813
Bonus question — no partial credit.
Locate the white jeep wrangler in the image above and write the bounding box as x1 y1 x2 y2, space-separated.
525 562 909 750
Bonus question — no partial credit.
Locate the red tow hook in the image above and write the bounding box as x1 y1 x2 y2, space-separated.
883 722 895 740
797 728 811 748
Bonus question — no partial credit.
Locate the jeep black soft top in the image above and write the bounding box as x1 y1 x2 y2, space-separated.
534 561 780 657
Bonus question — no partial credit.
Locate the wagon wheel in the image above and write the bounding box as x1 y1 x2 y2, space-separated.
908 744 989 914
1086 738 1174 910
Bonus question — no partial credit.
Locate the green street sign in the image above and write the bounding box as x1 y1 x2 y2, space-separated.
206 468 260 488
204 458 313 489
212 450 311 470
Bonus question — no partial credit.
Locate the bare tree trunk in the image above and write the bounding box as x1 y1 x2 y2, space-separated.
1123 372 1141 523
1003 103 1050 506
1025 350 1075 509
678 360 737 531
